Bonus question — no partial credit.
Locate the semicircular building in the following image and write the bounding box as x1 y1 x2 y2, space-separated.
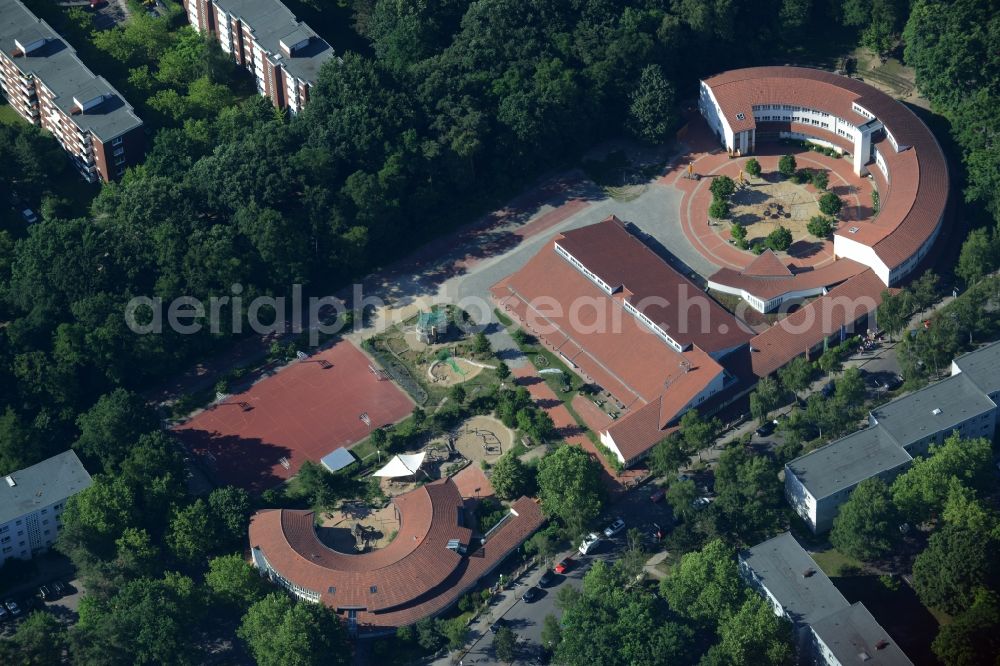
699 66 948 294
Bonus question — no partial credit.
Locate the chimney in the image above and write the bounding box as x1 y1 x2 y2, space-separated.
875 640 889 650
802 567 816 578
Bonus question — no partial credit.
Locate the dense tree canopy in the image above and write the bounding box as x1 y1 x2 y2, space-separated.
829 478 900 561
536 444 606 534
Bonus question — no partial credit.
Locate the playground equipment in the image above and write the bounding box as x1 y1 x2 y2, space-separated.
416 308 448 344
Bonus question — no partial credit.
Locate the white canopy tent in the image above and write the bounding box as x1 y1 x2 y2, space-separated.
372 452 426 478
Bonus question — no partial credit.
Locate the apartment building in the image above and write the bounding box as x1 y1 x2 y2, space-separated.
185 0 335 113
0 450 92 567
0 0 144 182
740 533 913 665
786 342 1000 533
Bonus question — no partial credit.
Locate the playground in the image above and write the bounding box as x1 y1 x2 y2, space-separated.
727 177 826 247
366 307 499 405
172 340 414 492
448 415 514 467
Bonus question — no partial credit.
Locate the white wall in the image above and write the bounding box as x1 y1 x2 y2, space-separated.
784 467 818 532
0 500 66 567
699 82 733 150
833 234 891 285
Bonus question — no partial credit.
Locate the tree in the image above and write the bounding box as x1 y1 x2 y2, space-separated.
490 452 532 500
58 475 137 559
238 593 350 666
114 527 161 579
861 0 901 56
448 384 466 404
74 388 158 471
205 554 271 608
648 433 689 477
679 409 719 455
806 215 834 238
891 434 994 525
710 175 736 201
2 610 67 664
713 446 784 542
472 331 492 354
911 271 940 310
818 192 843 216
777 356 813 403
208 486 253 548
957 227 996 286
667 478 699 522
765 226 793 252
778 154 796 177
876 289 909 340
745 157 761 178
660 539 746 624
709 198 731 220
73 573 203 665
536 445 606 534
541 613 562 651
829 478 900 561
166 499 217 565
730 222 747 246
817 346 842 374
912 523 1000 615
496 361 511 381
932 589 1000 666
810 169 829 190
749 376 781 425
627 64 676 144
703 595 794 666
494 625 518 663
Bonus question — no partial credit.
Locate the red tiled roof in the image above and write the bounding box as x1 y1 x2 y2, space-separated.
709 258 866 301
749 269 889 376
249 480 544 630
555 217 754 354
704 67 948 274
744 249 792 277
492 217 747 462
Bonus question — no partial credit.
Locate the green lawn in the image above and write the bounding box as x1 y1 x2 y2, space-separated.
809 546 865 577
0 102 28 127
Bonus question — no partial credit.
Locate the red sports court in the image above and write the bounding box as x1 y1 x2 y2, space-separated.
173 340 413 492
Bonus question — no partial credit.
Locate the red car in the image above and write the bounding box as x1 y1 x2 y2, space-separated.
649 487 666 503
554 557 574 574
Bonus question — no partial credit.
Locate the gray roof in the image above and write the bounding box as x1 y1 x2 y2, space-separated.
811 603 914 666
952 341 1000 398
0 0 142 141
213 0 335 85
0 450 92 524
740 532 849 627
870 373 997 449
786 426 912 501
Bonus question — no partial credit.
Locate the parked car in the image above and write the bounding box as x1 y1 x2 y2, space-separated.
603 518 626 538
522 586 540 603
821 381 835 397
692 496 713 509
0 605 8 622
51 581 68 597
37 585 53 602
20 209 38 224
650 523 665 541
539 569 556 587
4 599 22 617
755 421 775 437
649 487 666 503
885 374 903 390
554 557 574 574
578 532 601 555
489 618 508 633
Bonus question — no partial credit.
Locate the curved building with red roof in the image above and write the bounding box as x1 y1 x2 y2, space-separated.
248 477 543 633
699 66 948 294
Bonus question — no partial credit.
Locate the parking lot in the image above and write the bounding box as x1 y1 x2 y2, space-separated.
0 553 82 637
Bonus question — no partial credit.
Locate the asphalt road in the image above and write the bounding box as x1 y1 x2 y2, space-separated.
452 489 675 665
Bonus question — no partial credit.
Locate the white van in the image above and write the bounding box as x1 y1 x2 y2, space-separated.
578 532 601 555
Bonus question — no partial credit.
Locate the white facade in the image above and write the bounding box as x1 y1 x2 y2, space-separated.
832 234 891 284
0 500 69 566
706 280 827 313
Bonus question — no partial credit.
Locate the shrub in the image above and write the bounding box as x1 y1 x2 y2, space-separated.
811 170 829 190
709 198 730 220
765 226 793 252
730 223 747 243
709 175 736 200
778 154 797 177
872 189 880 214
744 157 761 177
791 169 810 184
818 192 843 216
807 215 834 238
